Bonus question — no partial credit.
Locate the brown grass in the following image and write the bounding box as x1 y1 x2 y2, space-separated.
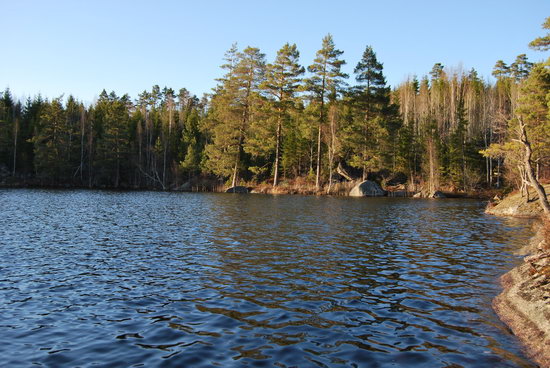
250 178 318 195
249 178 356 196
326 181 356 196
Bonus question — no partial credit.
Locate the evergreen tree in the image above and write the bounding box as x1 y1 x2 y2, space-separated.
448 98 468 189
18 96 43 174
93 91 131 187
510 54 533 82
180 109 203 177
205 45 266 186
429 63 444 80
258 43 304 186
515 61 550 178
492 60 510 79
304 34 347 190
529 16 550 51
160 87 176 187
65 95 84 177
33 97 69 182
344 45 399 180
0 89 15 172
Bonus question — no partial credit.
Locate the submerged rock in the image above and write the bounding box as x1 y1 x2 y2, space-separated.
349 180 385 197
226 186 249 193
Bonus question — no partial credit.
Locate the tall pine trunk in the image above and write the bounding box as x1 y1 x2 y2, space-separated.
231 147 240 188
273 112 282 187
327 104 337 194
315 99 324 191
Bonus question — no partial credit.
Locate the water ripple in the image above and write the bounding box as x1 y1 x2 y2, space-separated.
0 189 536 367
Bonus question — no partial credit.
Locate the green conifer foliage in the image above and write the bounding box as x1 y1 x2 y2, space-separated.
304 34 347 190
256 43 304 186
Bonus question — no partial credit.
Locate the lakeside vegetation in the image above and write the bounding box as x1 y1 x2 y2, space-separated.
1 19 549 196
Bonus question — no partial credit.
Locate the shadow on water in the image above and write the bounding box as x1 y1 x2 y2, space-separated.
0 189 536 367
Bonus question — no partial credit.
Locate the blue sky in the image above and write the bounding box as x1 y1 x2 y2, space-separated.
2 0 549 104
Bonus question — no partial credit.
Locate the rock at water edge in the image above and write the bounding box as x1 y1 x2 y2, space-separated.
431 190 446 198
349 180 385 197
226 186 249 193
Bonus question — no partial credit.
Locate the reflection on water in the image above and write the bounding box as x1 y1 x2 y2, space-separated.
0 189 535 367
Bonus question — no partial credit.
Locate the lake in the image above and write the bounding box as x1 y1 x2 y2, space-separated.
0 189 536 367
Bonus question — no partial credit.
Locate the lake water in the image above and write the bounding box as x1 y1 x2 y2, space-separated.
0 189 537 367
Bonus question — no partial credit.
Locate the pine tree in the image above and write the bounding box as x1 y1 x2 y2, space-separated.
259 43 304 186
510 54 533 82
529 16 550 51
160 87 176 187
492 60 510 79
304 34 347 190
205 45 266 187
515 61 550 180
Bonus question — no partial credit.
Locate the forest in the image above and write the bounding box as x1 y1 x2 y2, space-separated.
1 20 549 194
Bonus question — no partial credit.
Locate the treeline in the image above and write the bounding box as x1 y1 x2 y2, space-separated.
0 87 208 189
1 31 548 192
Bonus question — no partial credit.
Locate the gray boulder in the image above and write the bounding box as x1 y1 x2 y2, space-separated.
349 180 385 197
226 186 249 193
176 181 193 192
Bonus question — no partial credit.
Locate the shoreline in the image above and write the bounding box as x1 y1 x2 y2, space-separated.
0 181 497 200
487 187 550 368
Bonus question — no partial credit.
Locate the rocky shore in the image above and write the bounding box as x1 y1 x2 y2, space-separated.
487 186 550 367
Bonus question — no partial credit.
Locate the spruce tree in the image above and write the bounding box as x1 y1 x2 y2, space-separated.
448 98 468 189
180 109 203 177
345 45 398 180
93 91 131 187
33 97 69 182
0 89 15 172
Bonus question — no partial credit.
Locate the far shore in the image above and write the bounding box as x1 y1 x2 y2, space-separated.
0 179 501 200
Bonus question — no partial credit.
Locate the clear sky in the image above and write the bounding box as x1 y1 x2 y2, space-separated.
2 0 549 104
